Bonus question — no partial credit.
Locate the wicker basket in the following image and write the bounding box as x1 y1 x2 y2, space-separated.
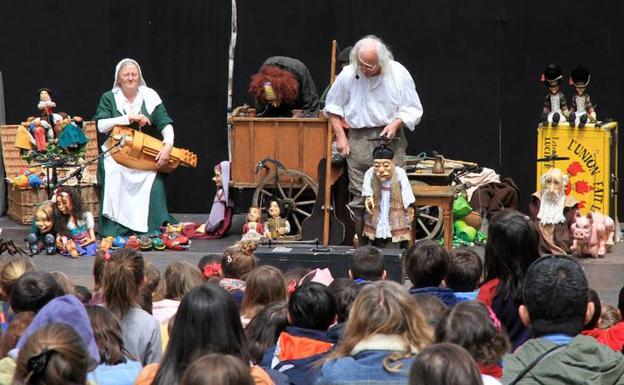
7 185 100 225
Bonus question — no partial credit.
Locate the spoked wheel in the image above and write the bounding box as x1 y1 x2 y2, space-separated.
252 169 318 240
412 205 444 241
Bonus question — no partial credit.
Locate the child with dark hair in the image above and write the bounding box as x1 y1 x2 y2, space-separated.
245 301 289 365
581 286 624 352
180 353 255 385
74 285 93 304
10 272 63 313
50 271 75 295
327 278 360 340
404 240 457 306
477 209 540 350
348 246 386 284
503 255 624 384
447 247 482 302
102 248 161 365
89 250 106 305
412 293 447 327
264 282 337 385
0 311 33 358
139 262 161 314
409 343 483 385
435 301 509 382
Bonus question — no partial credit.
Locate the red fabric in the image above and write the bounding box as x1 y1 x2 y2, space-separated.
479 363 503 379
581 322 624 352
183 206 233 239
277 332 333 362
477 278 500 307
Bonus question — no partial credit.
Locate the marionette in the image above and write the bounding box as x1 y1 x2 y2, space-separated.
264 200 290 240
241 206 265 242
25 201 57 255
58 115 88 151
568 65 596 128
52 186 97 258
198 161 234 239
37 88 56 124
362 144 415 247
540 64 569 126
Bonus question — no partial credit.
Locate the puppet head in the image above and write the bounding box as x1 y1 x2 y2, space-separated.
37 88 52 102
249 65 299 108
537 167 568 225
570 65 591 95
372 144 395 182
541 64 563 94
247 206 262 223
212 164 223 187
268 200 283 219
34 201 54 233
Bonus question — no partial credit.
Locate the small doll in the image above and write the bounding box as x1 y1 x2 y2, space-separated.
540 64 569 126
568 65 596 128
362 144 415 247
264 200 290 240
27 118 47 152
25 200 57 255
241 206 265 242
202 161 234 239
58 114 88 151
37 88 56 122
52 186 97 258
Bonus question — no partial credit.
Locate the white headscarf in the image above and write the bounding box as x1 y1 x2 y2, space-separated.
111 58 162 115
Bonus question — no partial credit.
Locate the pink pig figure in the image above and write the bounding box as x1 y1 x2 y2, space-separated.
570 211 615 257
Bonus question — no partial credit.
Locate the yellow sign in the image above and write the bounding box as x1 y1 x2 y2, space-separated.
536 122 618 217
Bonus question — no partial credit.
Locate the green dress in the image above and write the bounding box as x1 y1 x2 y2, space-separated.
94 91 178 237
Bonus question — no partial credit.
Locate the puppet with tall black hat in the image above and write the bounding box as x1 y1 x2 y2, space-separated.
540 64 569 126
568 65 596 128
362 143 415 248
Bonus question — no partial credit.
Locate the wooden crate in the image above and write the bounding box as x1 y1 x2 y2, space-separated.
7 185 100 225
229 115 330 188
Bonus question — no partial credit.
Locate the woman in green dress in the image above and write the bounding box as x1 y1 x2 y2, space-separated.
94 58 177 236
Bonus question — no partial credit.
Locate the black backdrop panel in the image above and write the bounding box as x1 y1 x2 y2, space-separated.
0 1 622 218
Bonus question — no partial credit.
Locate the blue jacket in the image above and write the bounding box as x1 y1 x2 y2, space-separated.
315 350 415 385
409 286 458 307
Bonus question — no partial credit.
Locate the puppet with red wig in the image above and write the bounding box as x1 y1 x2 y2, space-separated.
248 56 319 117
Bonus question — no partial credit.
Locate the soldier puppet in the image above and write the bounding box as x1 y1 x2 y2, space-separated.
362 144 415 247
568 65 596 128
540 64 569 126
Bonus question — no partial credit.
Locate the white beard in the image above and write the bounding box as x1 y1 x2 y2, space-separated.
537 192 566 225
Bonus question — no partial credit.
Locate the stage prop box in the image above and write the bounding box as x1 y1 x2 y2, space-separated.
536 122 618 218
255 245 404 283
1 121 100 225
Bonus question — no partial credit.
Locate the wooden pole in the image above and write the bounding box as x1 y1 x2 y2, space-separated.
323 40 338 247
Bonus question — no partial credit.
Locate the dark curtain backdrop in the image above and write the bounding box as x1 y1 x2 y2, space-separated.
1 1 623 218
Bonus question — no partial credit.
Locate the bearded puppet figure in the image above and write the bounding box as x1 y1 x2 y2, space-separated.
362 144 415 247
532 167 577 254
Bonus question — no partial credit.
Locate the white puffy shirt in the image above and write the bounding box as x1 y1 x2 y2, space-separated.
324 61 423 130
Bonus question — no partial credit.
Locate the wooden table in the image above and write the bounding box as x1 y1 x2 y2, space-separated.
412 184 455 250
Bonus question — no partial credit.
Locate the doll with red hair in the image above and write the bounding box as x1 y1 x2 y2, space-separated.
248 56 319 117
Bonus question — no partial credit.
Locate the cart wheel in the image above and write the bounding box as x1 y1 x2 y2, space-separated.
412 205 444 241
252 169 318 240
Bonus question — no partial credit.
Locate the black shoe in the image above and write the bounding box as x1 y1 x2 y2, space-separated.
569 112 576 127
552 112 560 126
25 233 39 255
579 114 588 128
44 234 56 255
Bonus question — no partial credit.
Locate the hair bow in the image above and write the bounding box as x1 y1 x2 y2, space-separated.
26 348 55 379
203 263 221 278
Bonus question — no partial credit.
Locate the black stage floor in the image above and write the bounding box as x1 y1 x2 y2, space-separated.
1 214 623 308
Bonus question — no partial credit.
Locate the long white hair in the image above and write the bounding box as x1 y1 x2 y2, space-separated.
349 35 394 74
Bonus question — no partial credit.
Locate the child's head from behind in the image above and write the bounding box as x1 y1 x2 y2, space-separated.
0 256 36 301
85 305 129 365
221 244 257 280
435 301 509 366
11 271 63 313
599 304 621 330
198 254 222 280
102 248 145 320
328 278 360 324
447 247 482 292
245 301 289 365
180 353 254 385
241 265 286 318
288 282 336 331
585 288 601 330
412 293 447 328
404 240 450 288
161 262 203 301
349 246 386 281
409 343 483 385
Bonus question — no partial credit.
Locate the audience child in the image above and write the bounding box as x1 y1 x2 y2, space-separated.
348 246 386 284
140 262 161 314
404 240 457 306
582 286 624 351
241 266 287 327
197 254 222 281
284 267 312 296
89 250 106 305
180 353 255 385
0 311 33 358
327 278 360 340
220 243 258 304
102 248 161 365
153 261 203 325
477 210 540 350
447 247 482 302
412 294 447 328
316 281 432 385
0 257 35 332
10 272 63 313
74 285 93 304
85 305 142 385
246 302 289 365
583 288 602 331
435 301 509 382
265 282 337 385
409 343 484 385
600 305 621 330
13 324 92 385
136 284 275 385
50 271 75 295
503 255 624 384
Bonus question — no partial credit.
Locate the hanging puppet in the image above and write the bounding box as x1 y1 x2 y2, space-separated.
241 206 265 242
362 144 415 247
53 186 97 258
25 200 57 255
568 65 596 128
540 64 569 126
264 200 290 240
